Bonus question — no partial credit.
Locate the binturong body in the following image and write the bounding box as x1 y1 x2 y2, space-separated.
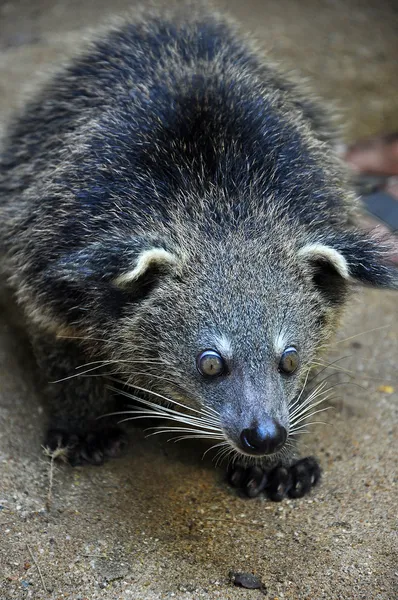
0 4 396 501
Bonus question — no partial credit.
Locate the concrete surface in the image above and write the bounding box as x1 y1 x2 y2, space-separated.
0 1 397 599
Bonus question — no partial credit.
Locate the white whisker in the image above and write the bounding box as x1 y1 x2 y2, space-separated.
290 421 328 434
289 379 327 413
214 444 235 467
107 381 207 417
166 434 224 442
116 406 221 429
290 406 333 428
117 415 221 433
146 427 221 437
288 368 312 408
332 324 389 346
290 408 331 428
289 384 330 419
202 441 228 459
76 358 165 368
290 397 333 424
51 362 116 383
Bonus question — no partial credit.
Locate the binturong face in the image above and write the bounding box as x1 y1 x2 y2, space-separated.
110 227 357 463
104 211 396 463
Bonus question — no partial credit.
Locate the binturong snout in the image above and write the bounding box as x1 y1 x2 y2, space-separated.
239 417 287 456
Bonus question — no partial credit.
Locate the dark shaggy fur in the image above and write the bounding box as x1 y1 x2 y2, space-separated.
0 4 396 500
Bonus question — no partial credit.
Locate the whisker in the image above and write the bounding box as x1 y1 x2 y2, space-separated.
331 324 389 346
115 413 221 433
306 372 355 396
290 391 333 420
289 379 328 412
168 436 223 444
290 406 333 428
202 441 229 460
50 362 117 383
76 358 165 369
145 427 221 437
119 411 220 432
113 408 221 431
165 433 224 443
306 355 352 386
290 420 329 434
107 382 207 417
199 405 221 417
311 360 355 376
101 389 222 436
308 380 368 396
289 382 329 417
57 334 163 354
50 358 166 384
81 371 179 386
289 384 329 414
288 368 311 407
220 449 236 468
215 445 235 467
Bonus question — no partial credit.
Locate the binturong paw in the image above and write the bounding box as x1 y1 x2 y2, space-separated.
227 456 321 501
44 426 128 466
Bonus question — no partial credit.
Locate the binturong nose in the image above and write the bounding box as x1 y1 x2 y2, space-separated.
240 418 287 456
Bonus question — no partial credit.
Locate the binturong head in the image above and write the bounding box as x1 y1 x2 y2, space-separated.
83 209 395 464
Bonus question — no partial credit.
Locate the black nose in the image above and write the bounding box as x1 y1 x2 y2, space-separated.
240 419 287 455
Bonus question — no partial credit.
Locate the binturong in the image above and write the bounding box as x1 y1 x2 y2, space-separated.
0 3 396 501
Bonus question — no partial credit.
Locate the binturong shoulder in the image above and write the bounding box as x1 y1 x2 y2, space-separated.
0 2 396 338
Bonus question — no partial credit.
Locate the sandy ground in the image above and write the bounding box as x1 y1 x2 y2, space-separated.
0 1 397 599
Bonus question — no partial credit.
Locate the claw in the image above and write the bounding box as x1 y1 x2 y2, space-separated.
227 456 321 502
244 466 268 498
44 426 128 466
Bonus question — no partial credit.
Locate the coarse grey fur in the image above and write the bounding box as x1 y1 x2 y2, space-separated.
0 3 396 498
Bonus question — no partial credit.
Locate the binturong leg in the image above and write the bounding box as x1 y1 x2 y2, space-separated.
31 330 128 466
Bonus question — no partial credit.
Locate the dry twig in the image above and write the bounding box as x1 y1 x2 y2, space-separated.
26 543 48 593
42 446 67 512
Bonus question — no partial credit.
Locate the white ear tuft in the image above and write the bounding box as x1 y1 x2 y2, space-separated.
297 243 350 279
114 248 178 287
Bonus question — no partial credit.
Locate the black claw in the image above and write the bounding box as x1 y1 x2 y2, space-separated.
68 448 85 467
80 440 105 466
244 466 268 498
267 466 292 501
43 426 128 466
288 456 321 499
103 428 129 458
84 433 107 465
227 464 247 488
227 456 321 502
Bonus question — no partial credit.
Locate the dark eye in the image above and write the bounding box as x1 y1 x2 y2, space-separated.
279 347 299 375
197 350 225 378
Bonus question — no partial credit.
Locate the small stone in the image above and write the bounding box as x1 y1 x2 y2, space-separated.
229 571 265 590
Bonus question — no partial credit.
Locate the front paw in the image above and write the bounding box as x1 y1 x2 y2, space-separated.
44 426 128 466
227 456 321 501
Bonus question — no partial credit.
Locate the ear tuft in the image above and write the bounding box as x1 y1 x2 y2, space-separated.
114 248 178 288
299 231 398 290
298 242 350 305
297 243 350 280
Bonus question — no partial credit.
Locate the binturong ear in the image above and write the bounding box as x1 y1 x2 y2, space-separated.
298 230 398 304
45 236 180 319
298 243 350 306
113 247 179 297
